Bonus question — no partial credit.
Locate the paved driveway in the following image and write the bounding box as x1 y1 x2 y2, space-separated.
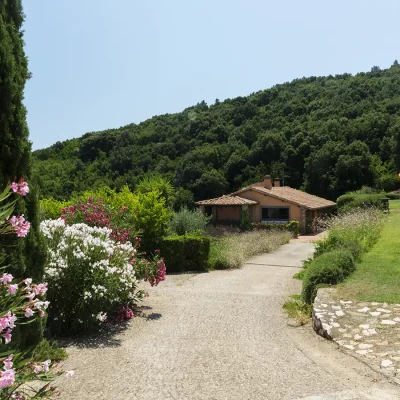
57 240 399 399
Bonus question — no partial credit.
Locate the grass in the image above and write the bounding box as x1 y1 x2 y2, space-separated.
209 230 292 270
336 200 400 303
283 295 312 325
33 339 67 362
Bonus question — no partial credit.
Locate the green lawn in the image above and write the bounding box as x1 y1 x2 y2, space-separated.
336 200 400 303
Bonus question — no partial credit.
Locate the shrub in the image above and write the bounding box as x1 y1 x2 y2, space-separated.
385 192 400 200
169 207 209 236
0 182 70 398
159 234 210 273
130 191 173 252
336 193 388 212
40 197 72 220
251 220 299 237
239 210 251 232
314 208 384 260
302 250 355 304
41 219 166 335
209 230 292 270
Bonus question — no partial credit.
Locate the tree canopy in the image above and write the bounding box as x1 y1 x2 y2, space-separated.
32 63 400 201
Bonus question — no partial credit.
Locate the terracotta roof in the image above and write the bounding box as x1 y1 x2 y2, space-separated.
195 195 258 206
234 185 336 210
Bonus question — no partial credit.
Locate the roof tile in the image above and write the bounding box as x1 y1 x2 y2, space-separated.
236 185 336 210
196 195 258 206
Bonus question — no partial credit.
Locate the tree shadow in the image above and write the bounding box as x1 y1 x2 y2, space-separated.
52 305 163 349
135 305 163 322
56 322 129 349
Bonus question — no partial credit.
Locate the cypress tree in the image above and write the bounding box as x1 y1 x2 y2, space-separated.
0 0 47 348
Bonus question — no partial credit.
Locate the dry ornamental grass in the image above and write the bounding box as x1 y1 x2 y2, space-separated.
209 230 292 270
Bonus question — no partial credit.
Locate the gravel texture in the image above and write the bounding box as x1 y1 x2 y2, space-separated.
56 240 399 399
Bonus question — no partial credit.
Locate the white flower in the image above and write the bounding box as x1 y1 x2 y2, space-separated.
96 312 107 322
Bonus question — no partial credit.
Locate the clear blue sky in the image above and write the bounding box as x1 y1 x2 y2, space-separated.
23 0 400 150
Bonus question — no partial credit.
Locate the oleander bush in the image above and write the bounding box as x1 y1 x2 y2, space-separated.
41 219 166 335
302 250 355 304
159 234 210 272
0 182 72 398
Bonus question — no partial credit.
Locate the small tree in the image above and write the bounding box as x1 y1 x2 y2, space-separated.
239 209 251 232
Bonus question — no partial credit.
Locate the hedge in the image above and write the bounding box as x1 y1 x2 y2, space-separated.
336 193 389 212
159 234 210 273
302 250 355 304
251 220 299 237
385 192 400 200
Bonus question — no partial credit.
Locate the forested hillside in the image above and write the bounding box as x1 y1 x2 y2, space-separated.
33 62 400 202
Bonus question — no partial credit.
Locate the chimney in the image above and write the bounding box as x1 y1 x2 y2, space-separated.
263 175 272 190
274 178 280 187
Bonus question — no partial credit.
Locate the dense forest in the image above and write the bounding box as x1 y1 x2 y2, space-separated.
33 63 400 203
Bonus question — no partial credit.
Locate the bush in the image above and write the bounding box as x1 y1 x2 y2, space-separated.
314 208 384 261
169 207 209 236
40 197 72 220
41 219 166 335
239 210 251 232
209 230 292 270
336 193 388 212
302 250 355 304
130 191 173 253
159 234 210 273
251 220 299 237
385 192 400 200
65 189 173 252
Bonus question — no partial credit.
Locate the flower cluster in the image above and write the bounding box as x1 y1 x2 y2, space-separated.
61 197 132 243
0 273 48 347
0 180 73 398
0 355 15 390
8 215 30 237
146 259 166 287
41 219 166 334
10 178 29 197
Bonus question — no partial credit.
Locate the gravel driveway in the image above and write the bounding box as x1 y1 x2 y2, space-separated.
56 240 399 399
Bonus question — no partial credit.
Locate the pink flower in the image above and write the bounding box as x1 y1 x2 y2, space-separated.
26 292 35 301
24 278 32 286
33 283 48 295
66 370 75 378
0 312 17 330
3 355 13 370
11 178 29 196
39 310 45 318
18 181 29 196
25 307 33 318
33 364 43 374
7 284 18 295
0 274 13 284
2 329 12 345
0 368 15 389
8 215 30 237
10 182 18 193
7 313 17 329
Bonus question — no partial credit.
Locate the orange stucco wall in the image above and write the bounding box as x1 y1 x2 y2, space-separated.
216 206 241 221
238 190 301 222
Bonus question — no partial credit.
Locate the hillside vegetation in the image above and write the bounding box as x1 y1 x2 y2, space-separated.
33 63 400 202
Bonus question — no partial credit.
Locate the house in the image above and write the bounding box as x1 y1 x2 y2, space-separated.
196 175 336 234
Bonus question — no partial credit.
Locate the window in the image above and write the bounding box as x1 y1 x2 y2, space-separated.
261 207 289 222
